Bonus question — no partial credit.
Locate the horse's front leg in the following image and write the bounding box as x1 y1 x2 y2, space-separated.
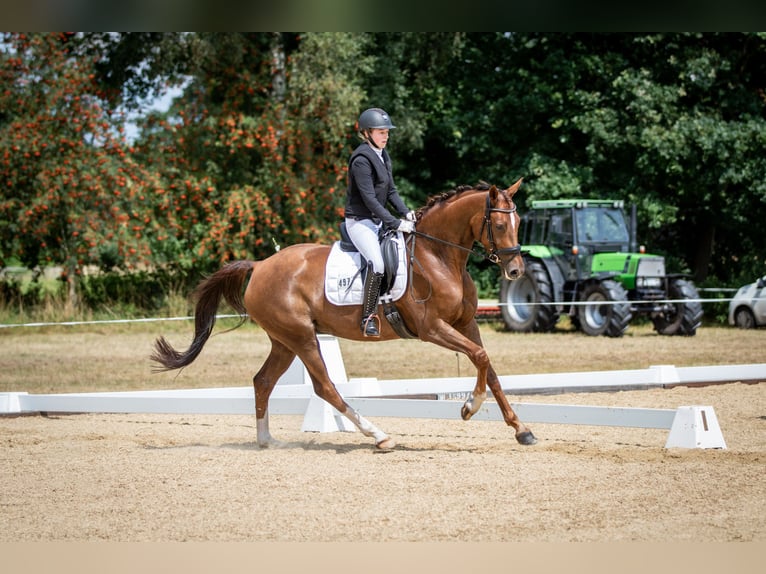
461 351 537 444
419 318 490 419
421 318 536 445
459 345 489 421
485 364 537 445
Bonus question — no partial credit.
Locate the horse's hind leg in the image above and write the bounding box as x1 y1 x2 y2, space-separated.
253 338 296 447
297 336 394 449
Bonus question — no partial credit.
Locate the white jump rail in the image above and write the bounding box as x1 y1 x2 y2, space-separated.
3 336 762 449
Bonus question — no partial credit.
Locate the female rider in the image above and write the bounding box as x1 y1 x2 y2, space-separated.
344 108 415 337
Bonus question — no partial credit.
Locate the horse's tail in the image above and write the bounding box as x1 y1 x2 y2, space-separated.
151 260 255 372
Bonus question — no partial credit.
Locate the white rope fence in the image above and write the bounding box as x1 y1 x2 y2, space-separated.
0 314 244 329
496 296 757 307
488 287 760 308
0 290 755 329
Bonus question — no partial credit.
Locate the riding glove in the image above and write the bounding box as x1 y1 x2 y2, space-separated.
397 219 415 233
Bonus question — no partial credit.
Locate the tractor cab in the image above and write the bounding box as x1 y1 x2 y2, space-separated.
521 199 631 283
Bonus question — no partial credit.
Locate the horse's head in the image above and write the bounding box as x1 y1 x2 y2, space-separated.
482 178 525 281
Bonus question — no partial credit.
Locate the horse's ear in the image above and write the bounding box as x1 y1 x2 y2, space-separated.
489 185 499 202
506 178 523 198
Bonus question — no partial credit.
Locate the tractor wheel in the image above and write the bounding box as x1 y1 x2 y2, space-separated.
652 278 703 336
499 258 559 332
577 280 632 337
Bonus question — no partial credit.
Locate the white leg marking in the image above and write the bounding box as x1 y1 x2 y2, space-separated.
343 406 389 444
256 411 284 448
256 413 271 446
463 391 487 416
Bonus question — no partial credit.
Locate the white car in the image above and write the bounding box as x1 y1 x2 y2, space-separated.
728 276 766 329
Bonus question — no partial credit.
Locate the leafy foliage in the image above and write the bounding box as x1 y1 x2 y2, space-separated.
2 32 765 315
0 32 165 308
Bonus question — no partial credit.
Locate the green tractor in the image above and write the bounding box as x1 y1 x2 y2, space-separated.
499 199 703 337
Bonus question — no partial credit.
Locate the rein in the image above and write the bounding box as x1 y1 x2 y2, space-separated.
406 192 522 303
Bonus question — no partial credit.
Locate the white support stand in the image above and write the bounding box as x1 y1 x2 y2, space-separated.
287 335 355 433
0 392 25 414
278 334 349 386
300 395 357 433
649 364 681 385
665 406 727 449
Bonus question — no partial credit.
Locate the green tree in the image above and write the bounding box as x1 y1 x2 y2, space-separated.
403 33 766 283
359 33 466 203
74 32 191 111
569 33 766 281
131 32 369 269
3 32 764 316
0 32 165 307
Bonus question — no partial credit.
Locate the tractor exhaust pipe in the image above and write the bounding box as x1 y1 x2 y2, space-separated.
629 203 638 253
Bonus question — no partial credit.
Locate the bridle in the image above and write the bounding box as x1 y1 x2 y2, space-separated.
479 193 522 263
411 192 522 264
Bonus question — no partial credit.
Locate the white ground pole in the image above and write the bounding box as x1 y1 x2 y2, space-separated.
2 335 760 449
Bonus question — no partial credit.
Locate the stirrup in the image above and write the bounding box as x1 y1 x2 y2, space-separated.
361 313 380 337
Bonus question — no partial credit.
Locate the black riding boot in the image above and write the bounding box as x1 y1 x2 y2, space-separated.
360 262 384 337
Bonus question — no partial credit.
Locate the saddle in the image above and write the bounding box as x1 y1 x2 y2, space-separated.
338 221 399 295
324 223 416 339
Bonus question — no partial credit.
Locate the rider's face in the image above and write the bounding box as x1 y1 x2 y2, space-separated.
368 128 389 149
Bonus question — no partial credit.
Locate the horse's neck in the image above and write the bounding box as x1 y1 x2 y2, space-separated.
413 192 482 277
419 191 482 248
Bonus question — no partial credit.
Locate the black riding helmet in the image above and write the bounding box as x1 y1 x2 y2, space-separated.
358 108 396 131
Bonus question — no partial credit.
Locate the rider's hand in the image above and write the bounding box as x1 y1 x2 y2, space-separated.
397 219 415 233
405 210 417 222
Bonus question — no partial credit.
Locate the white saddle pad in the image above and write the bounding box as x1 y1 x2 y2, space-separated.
324 232 408 306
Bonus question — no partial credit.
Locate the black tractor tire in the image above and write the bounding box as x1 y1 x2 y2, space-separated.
499 258 559 332
577 280 632 337
652 278 703 336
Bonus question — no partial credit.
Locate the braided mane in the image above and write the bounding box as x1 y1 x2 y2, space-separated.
415 181 494 220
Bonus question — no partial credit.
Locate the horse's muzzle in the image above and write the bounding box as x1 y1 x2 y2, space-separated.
504 267 523 281
503 258 525 281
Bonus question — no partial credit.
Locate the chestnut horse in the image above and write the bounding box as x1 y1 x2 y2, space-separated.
151 179 537 449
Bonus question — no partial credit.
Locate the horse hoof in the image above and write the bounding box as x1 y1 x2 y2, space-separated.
515 431 537 446
375 437 396 451
257 438 287 449
460 405 473 421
